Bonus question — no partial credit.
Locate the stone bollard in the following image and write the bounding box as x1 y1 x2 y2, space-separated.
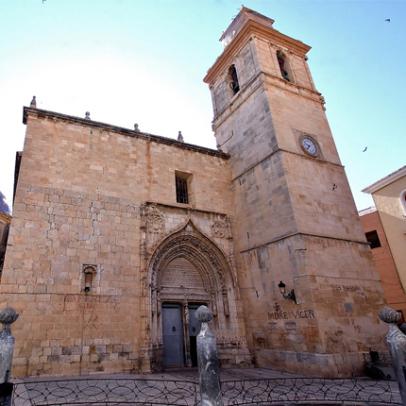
196 305 223 406
0 307 18 406
378 306 406 405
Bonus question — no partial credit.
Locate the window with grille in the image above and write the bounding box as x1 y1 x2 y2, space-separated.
176 173 189 204
365 230 381 249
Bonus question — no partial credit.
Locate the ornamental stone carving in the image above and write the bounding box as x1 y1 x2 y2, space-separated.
151 232 226 290
0 308 18 329
211 218 231 239
378 306 406 405
141 204 165 234
196 305 223 406
0 307 19 384
379 307 402 324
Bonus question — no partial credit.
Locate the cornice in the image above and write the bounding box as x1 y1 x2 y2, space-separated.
144 201 228 217
240 231 369 254
230 147 343 183
363 165 406 194
23 107 229 160
212 71 322 130
358 206 377 216
204 19 311 85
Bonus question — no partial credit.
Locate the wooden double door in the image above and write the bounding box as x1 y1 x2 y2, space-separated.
162 303 203 368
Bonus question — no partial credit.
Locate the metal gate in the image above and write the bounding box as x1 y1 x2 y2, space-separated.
10 376 402 405
11 377 199 406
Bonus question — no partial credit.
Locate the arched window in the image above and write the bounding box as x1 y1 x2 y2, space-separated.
277 50 292 82
228 64 240 95
82 264 97 293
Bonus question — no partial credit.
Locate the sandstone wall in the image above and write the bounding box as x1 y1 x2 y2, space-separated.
0 110 239 377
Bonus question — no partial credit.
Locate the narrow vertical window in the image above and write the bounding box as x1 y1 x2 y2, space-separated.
277 50 291 82
228 64 240 95
82 264 97 293
176 173 190 204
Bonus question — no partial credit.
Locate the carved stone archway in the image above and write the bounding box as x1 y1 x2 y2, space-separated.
147 220 239 369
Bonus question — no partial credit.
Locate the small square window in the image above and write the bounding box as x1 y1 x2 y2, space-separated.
175 172 190 204
365 230 381 249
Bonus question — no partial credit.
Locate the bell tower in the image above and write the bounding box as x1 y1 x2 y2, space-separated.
204 7 385 376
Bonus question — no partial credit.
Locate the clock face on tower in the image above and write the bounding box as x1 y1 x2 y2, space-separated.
300 136 319 157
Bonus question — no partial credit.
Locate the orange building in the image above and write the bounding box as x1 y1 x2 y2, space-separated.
359 207 406 319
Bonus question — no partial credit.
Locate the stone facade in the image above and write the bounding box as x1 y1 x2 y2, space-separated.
0 108 251 376
1 7 386 378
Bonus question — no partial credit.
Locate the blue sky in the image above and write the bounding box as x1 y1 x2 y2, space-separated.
0 0 405 211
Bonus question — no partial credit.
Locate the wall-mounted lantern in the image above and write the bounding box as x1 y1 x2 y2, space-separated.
83 265 97 293
278 280 296 303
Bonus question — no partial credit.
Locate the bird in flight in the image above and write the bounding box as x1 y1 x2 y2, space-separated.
362 146 368 152
385 18 391 22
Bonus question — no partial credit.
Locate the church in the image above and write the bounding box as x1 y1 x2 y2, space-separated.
0 7 385 378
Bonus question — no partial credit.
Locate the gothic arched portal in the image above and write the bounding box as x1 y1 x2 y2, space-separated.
147 221 245 370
